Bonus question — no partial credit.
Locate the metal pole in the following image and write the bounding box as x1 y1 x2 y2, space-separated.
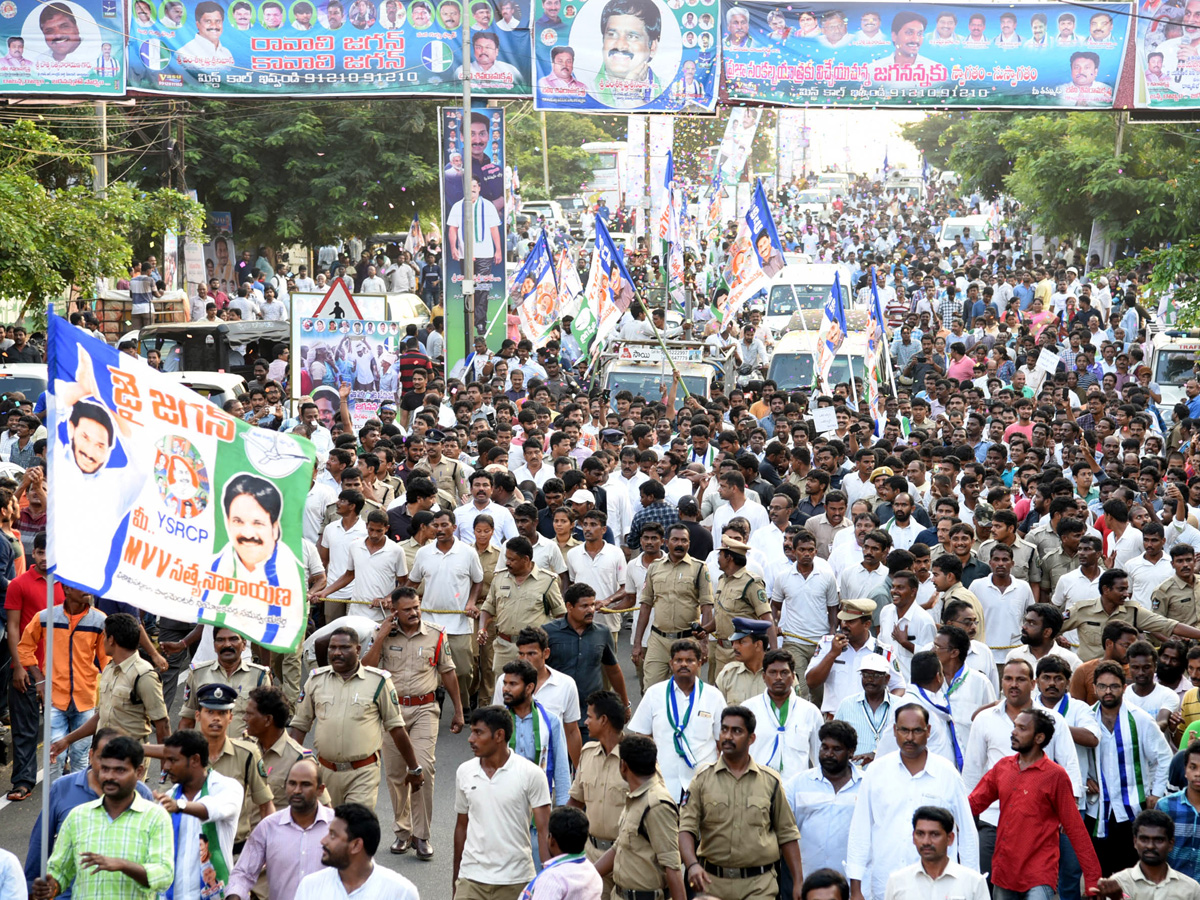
540 111 551 197
774 110 780 202
461 26 475 349
39 305 56 879
93 101 107 199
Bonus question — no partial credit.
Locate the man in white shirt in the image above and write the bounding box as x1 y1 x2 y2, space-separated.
313 510 408 623
882 805 988 900
293 803 419 900
1126 524 1173 611
744 649 823 777
1124 641 1182 719
1006 603 1084 675
840 530 892 614
566 510 627 634
512 440 552 489
848 703 980 900
359 265 387 293
879 571 937 681
317 491 369 625
489 625 583 764
775 530 841 704
806 597 907 715
711 471 770 538
972 543 1036 667
883 494 925 552
785 719 862 879
453 470 518 543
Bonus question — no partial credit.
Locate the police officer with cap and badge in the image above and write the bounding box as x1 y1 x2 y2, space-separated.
190 683 276 853
288 624 425 806
178 627 272 737
708 536 773 683
804 597 906 717
413 429 472 506
716 618 771 706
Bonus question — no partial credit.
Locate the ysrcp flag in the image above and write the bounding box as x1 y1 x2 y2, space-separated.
512 231 559 345
815 272 848 394
587 215 638 350
746 179 785 280
723 180 784 316
46 316 314 653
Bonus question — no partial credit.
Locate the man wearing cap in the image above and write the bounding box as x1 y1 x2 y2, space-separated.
772 527 839 704
288 625 424 807
632 523 715 689
806 598 906 717
709 536 773 682
717 617 771 705
412 429 471 506
179 627 272 738
744 649 824 776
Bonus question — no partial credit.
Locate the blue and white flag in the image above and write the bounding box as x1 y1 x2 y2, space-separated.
46 316 315 653
746 179 786 281
725 179 786 314
511 232 559 345
814 272 848 394
867 271 887 436
582 215 638 351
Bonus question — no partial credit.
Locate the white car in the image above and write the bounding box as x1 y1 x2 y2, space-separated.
0 363 47 405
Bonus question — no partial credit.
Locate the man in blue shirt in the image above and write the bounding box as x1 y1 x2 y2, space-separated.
25 727 155 899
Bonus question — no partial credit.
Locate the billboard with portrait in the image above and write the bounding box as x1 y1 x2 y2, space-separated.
292 316 406 430
439 105 507 366
204 235 238 296
125 0 530 96
531 0 719 111
1134 0 1200 108
722 2 1130 108
0 0 124 94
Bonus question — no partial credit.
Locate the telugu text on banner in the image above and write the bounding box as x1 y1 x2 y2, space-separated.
0 0 124 95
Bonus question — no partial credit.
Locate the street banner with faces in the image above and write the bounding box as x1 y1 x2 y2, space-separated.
47 315 315 653
722 2 1130 108
125 0 530 96
531 0 719 111
0 0 125 95
1134 1 1200 108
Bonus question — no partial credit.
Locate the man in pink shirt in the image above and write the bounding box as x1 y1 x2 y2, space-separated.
947 341 976 382
522 807 603 899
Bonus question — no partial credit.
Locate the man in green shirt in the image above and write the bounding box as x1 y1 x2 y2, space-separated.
34 736 173 900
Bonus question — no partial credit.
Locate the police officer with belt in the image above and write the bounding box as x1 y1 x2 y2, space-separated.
362 585 464 860
595 734 688 900
632 523 714 689
679 705 803 900
179 626 272 737
567 690 628 900
413 429 471 506
708 535 773 683
288 624 425 806
479 536 565 673
1065 568 1200 662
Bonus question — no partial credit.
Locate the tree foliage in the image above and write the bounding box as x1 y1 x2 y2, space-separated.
0 119 204 320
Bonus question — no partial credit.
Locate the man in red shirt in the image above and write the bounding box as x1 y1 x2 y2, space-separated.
968 707 1101 900
6 531 64 801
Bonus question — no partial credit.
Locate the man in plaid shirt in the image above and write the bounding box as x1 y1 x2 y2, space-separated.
938 286 962 329
625 481 681 549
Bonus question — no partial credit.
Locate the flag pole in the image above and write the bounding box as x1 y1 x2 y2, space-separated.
40 306 56 879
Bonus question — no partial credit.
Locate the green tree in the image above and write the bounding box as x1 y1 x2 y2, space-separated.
503 104 624 200
899 112 964 170
0 119 203 321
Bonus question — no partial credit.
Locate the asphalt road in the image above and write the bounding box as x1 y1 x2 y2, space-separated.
0 629 647 898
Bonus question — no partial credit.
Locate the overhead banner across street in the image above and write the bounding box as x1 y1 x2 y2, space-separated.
0 0 125 95
1134 2 1200 109
721 2 1132 108
531 0 719 111
46 317 315 653
125 0 530 96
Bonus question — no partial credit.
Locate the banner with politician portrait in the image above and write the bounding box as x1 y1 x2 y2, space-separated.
292 316 407 431
510 231 560 346
722 1 1130 108
531 0 719 111
0 0 124 95
125 0 530 96
46 316 315 654
1134 0 1200 108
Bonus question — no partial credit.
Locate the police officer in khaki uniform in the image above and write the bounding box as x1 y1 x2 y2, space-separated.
362 586 464 859
1065 568 1200 662
679 705 803 900
1039 519 1084 601
190 683 276 850
708 536 772 682
478 536 565 673
567 691 627 900
288 624 425 806
53 612 170 756
595 734 688 900
179 627 272 736
632 523 714 689
320 466 383 529
716 618 770 706
1151 545 1200 626
412 430 471 505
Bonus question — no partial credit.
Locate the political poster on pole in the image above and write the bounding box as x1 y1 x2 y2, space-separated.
711 107 761 187
125 0 530 96
0 0 125 95
292 316 406 430
585 214 638 350
46 316 315 653
531 0 719 111
722 1 1130 108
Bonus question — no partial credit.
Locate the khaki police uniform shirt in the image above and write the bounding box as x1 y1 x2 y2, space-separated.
321 498 383 530
1025 524 1061 560
978 537 1042 586
568 741 626 842
375 621 456 699
613 777 682 892
715 663 764 706
96 653 168 742
291 663 406 761
641 555 714 634
481 563 565 638
210 735 273 842
259 730 317 808
804 515 847 560
1150 575 1200 627
679 756 800 868
713 569 770 640
477 544 501 600
180 659 271 734
399 538 426 597
1064 598 1181 662
1040 548 1081 598
414 457 471 505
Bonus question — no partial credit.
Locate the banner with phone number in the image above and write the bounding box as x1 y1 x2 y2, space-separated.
722 1 1131 108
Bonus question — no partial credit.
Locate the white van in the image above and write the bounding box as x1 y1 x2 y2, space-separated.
1151 330 1200 416
793 188 832 217
763 263 853 335
767 327 871 392
938 215 993 255
816 173 851 196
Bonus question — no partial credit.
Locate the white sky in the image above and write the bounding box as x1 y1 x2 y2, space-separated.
783 108 929 177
